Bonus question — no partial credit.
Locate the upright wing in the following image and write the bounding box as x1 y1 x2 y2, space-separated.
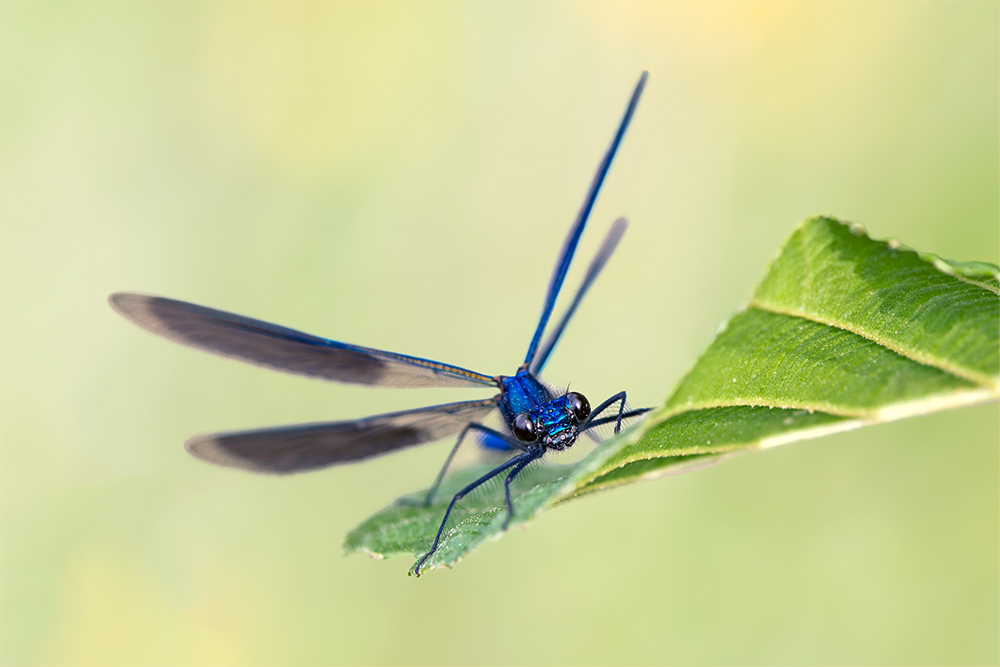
110 293 496 388
522 72 647 367
185 398 498 473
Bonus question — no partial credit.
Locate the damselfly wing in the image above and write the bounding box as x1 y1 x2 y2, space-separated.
111 72 650 575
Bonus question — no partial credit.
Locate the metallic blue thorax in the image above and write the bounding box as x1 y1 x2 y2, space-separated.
108 73 649 578
499 370 552 421
498 370 580 451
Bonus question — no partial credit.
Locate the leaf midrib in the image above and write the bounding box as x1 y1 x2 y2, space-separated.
747 299 997 389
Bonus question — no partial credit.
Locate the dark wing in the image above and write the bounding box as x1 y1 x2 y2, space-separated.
110 293 496 388
185 398 498 473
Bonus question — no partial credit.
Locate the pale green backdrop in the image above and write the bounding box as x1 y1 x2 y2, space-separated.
2 2 997 665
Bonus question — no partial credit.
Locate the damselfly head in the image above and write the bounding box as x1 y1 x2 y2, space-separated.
566 392 591 423
512 413 538 443
512 391 593 452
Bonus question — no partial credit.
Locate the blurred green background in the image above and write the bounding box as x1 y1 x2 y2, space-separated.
2 2 997 665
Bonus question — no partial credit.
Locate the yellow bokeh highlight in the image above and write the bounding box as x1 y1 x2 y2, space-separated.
44 544 275 666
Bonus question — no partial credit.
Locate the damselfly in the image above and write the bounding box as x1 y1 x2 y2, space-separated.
110 72 650 575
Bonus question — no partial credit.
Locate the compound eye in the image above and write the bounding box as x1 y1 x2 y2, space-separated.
512 413 538 443
566 392 591 422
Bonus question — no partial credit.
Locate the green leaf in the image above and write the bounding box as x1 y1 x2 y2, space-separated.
344 216 1000 575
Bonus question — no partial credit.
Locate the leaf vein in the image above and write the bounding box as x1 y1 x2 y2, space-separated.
747 299 996 389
